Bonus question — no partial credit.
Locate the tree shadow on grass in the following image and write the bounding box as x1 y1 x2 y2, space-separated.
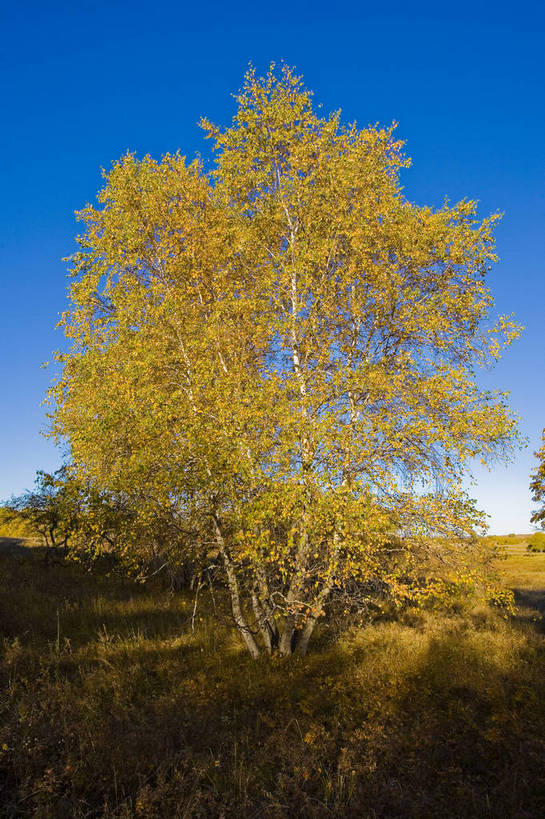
361 633 545 818
0 548 196 646
507 588 545 635
0 536 37 554
513 587 545 612
3 550 545 817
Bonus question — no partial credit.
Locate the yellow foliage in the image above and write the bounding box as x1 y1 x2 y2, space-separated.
48 65 520 656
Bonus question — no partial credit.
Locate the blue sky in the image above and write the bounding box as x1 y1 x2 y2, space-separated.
1 0 544 533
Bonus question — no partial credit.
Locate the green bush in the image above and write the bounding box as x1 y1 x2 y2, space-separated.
528 532 545 552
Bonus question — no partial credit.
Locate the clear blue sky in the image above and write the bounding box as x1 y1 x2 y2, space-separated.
1 0 543 533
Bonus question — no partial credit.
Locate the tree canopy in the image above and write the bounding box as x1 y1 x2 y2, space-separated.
49 65 520 656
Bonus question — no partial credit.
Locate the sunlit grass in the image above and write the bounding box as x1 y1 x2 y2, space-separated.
499 548 545 588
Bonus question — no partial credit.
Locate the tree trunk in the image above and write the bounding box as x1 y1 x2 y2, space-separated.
278 523 310 656
278 614 296 656
296 611 319 656
252 591 273 654
212 517 261 659
296 531 340 655
254 565 279 651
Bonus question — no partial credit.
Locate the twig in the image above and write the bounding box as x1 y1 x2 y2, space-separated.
136 561 169 582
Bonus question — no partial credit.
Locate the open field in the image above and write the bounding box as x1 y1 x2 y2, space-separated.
495 544 545 630
1 537 545 817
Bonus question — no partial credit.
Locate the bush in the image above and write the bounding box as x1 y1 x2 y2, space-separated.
528 532 545 552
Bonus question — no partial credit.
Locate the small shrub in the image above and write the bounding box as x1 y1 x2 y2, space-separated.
528 532 545 552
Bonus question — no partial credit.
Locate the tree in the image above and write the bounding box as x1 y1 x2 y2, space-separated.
530 430 545 527
6 467 81 557
49 64 520 656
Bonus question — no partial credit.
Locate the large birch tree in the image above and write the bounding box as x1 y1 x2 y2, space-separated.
50 65 520 656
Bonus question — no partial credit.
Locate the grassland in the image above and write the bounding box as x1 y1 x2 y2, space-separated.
1 536 545 817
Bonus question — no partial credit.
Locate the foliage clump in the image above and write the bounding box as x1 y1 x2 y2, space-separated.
4 468 195 585
528 532 545 552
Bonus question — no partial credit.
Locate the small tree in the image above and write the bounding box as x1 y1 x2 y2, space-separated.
7 467 82 556
530 429 545 528
6 467 193 580
528 532 545 552
49 65 520 656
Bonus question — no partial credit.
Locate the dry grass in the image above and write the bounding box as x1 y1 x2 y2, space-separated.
1 541 545 817
497 545 545 587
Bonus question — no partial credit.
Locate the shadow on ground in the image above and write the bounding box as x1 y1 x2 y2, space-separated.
513 588 545 612
1 548 545 817
0 537 38 555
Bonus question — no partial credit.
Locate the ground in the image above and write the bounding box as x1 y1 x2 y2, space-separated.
1 536 545 817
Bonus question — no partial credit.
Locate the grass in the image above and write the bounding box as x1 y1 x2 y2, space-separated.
495 542 545 588
1 539 545 817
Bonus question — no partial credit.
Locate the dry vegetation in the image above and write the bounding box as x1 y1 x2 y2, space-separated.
1 537 545 817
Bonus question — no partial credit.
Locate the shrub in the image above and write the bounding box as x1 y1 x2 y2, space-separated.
528 532 545 552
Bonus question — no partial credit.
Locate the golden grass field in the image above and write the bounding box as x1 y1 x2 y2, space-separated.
496 542 545 591
1 536 544 817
